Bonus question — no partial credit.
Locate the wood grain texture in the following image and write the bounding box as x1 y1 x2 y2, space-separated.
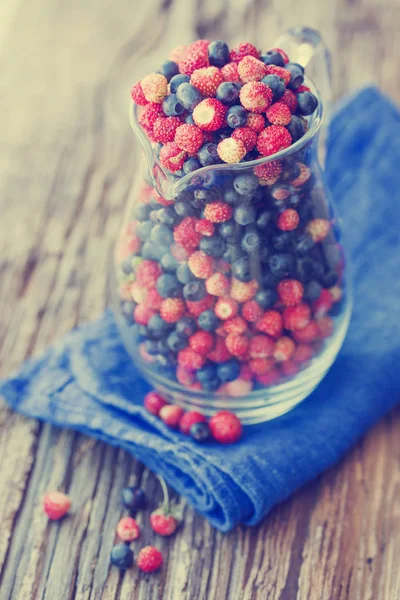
0 0 399 598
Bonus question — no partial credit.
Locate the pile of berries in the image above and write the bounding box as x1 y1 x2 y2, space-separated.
116 38 344 401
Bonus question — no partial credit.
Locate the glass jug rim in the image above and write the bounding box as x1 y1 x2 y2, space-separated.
130 75 323 197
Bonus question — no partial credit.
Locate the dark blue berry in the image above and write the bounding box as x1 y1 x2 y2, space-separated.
167 331 188 352
296 92 318 116
183 157 201 174
256 210 272 229
241 227 261 254
269 253 295 278
121 486 146 511
183 280 206 301
219 220 241 243
259 245 271 263
120 256 133 275
304 280 322 301
159 60 179 81
208 40 230 67
323 243 340 267
287 116 306 142
144 339 159 355
296 257 323 282
234 205 256 226
190 421 212 442
141 242 167 261
261 271 279 288
110 544 134 569
286 63 304 90
217 359 241 382
295 233 314 256
198 310 220 332
147 314 171 338
261 74 285 101
216 82 240 104
136 220 153 241
260 50 285 67
233 173 259 196
223 244 243 264
202 378 221 391
176 316 197 337
185 113 195 125
197 363 218 382
199 236 226 258
232 256 252 282
281 158 301 181
272 231 295 251
198 143 221 166
176 263 195 284
174 201 196 217
133 203 152 221
194 188 218 203
226 105 248 128
157 340 170 354
150 223 174 246
255 288 278 308
161 253 179 272
170 73 190 93
224 188 241 205
162 93 185 116
321 270 338 288
156 274 182 298
176 83 203 110
156 206 178 227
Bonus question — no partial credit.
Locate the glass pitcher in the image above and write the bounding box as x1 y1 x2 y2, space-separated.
111 28 352 424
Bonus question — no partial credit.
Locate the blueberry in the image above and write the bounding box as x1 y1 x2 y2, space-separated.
219 220 240 243
170 73 190 93
176 82 203 110
202 378 221 391
191 196 206 210
224 188 242 205
156 274 182 298
110 544 134 569
232 256 252 282
296 92 318 116
216 82 240 104
261 271 279 288
121 302 135 323
295 233 314 256
145 339 159 355
321 270 338 288
226 105 248 129
304 280 322 301
256 210 272 229
241 227 261 254
200 236 226 258
167 331 188 352
159 59 179 81
287 115 306 142
296 257 322 282
197 363 218 382
141 242 167 261
185 113 195 125
208 40 230 67
176 263 195 284
176 316 197 337
120 255 134 275
162 92 185 117
161 253 179 271
198 143 221 166
198 310 220 332
136 220 153 241
323 243 340 267
269 253 295 278
194 188 218 203
223 244 243 264
174 201 196 217
183 157 201 174
157 339 170 354
281 158 301 181
286 63 304 90
121 486 146 511
255 288 278 308
183 280 206 301
261 74 285 101
133 203 152 221
234 205 256 226
190 421 212 442
148 314 171 338
150 224 174 246
260 50 285 67
138 324 148 338
272 231 295 251
156 206 178 227
259 245 271 263
233 174 259 196
217 359 240 382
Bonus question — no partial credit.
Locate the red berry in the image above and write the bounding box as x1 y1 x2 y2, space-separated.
230 42 260 63
153 116 181 143
193 98 227 132
215 296 239 320
146 288 163 310
293 344 314 363
242 300 263 322
291 162 311 187
176 365 195 386
207 336 231 362
131 82 148 106
255 310 283 338
257 368 281 386
277 209 300 231
160 298 185 323
179 410 207 435
217 137 247 164
270 47 290 64
138 103 164 133
277 279 304 306
246 113 265 132
209 411 243 444
223 316 248 335
43 491 71 520
312 289 334 317
191 66 224 96
224 378 253 396
266 102 292 126
273 336 296 361
186 294 215 317
179 50 209 76
307 218 330 242
230 278 259 302
141 73 168 103
239 82 273 113
254 159 283 183
169 44 187 62
204 202 233 223
206 272 230 296
159 404 184 428
173 216 202 250
257 125 292 157
134 304 156 325
264 65 291 85
238 56 267 82
281 360 300 377
188 251 214 278
150 510 178 536
225 332 250 357
231 127 257 151
144 391 168 416
293 320 320 343
189 331 214 355
177 347 206 370
281 89 298 113
221 62 240 82
187 40 210 55
159 142 187 172
175 123 204 153
317 315 334 338
249 334 275 358
249 357 275 375
136 260 162 289
195 219 214 236
137 546 163 572
117 516 140 541
282 303 311 331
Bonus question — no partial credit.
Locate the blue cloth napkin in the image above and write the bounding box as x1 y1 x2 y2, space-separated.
1 87 400 532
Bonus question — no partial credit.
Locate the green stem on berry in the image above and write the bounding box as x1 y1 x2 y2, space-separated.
156 475 170 512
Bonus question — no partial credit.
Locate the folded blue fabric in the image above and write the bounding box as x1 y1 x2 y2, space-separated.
1 87 400 531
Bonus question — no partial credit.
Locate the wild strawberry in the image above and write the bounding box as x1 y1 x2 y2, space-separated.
160 298 185 323
221 317 248 338
159 142 187 172
266 102 292 126
150 510 178 536
283 303 311 330
189 331 214 355
277 279 304 306
43 491 71 520
257 368 281 386
312 289 334 317
159 404 184 428
146 288 163 310
138 103 164 133
207 336 231 362
307 218 330 242
177 347 206 370
188 251 214 278
293 344 314 363
257 125 292 157
277 209 300 231
239 82 273 113
270 47 290 64
175 123 204 153
264 65 291 85
274 336 296 361
179 50 209 76
131 82 148 106
215 296 239 320
242 300 263 322
291 162 311 186
249 357 275 375
217 137 247 164
179 410 207 435
176 365 195 386
231 127 257 151
246 113 265 132
187 39 210 56
117 517 140 542
249 334 275 358
153 116 181 143
141 73 168 103
137 546 163 572
281 89 298 113
293 320 320 343
209 410 243 443
238 56 267 82
186 294 215 316
134 304 156 325
239 364 253 381
225 378 253 396
193 98 226 131
195 219 214 236
191 66 224 96
317 315 334 338
206 272 230 296
136 260 162 289
256 310 283 337
169 44 187 62
225 332 250 357
230 42 260 63
173 216 202 250
204 201 233 223
144 391 168 416
254 159 283 182
230 278 259 302
281 360 300 377
221 62 240 82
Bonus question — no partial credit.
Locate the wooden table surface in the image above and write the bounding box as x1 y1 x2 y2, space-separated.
1 1 399 598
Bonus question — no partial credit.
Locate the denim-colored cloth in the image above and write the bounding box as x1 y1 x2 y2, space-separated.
1 87 400 531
